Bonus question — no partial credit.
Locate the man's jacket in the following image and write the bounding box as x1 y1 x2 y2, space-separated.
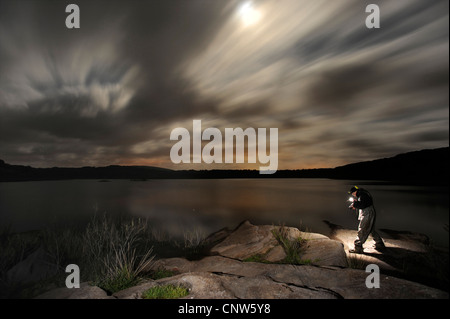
352 188 374 210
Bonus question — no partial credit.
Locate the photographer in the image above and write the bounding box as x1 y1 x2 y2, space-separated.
348 186 385 254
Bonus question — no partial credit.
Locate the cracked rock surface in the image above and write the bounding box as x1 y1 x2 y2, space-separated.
36 256 448 299
35 221 449 299
149 256 447 299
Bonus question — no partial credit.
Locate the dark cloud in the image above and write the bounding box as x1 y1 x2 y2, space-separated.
407 129 450 144
0 0 448 169
304 63 383 114
0 0 233 166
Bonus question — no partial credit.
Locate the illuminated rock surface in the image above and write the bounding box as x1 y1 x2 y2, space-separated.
35 221 448 299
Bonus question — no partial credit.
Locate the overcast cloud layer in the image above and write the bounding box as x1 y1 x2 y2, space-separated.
0 0 448 169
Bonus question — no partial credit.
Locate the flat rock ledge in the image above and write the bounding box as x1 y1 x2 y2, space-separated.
36 256 447 299
208 220 348 267
35 221 448 299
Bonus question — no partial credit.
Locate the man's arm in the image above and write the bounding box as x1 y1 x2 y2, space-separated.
352 191 373 209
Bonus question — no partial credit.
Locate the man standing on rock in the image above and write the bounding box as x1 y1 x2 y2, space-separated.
348 186 386 254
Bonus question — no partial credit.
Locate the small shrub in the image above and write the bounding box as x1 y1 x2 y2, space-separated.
94 267 141 294
272 224 312 265
346 254 368 270
83 216 156 294
142 284 189 299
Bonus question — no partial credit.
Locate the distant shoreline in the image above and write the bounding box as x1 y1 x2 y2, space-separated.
1 147 448 185
1 177 448 188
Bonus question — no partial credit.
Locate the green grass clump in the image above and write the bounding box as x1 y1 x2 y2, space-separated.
0 214 158 297
142 284 189 299
271 224 313 265
78 215 156 294
0 212 210 298
241 225 316 265
94 267 141 294
346 254 369 270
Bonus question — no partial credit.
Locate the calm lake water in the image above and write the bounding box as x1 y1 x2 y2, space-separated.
0 179 448 247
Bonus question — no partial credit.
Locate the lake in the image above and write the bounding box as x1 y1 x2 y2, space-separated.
0 179 448 247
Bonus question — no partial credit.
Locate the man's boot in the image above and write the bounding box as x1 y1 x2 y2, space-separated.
374 241 386 252
349 245 364 254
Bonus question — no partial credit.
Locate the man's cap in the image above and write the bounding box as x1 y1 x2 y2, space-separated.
348 186 359 194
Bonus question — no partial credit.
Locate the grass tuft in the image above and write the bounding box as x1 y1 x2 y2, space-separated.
142 284 189 299
346 253 369 270
80 215 155 293
271 224 312 265
0 213 209 298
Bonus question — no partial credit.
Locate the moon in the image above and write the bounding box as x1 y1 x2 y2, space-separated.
238 2 262 27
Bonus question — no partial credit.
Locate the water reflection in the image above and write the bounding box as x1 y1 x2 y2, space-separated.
0 179 448 247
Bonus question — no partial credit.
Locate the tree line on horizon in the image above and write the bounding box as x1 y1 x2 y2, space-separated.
0 147 448 185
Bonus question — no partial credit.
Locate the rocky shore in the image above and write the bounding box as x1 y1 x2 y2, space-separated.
35 220 448 299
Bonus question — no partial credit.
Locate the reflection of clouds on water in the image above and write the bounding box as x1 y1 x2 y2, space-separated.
124 179 361 239
127 203 215 240
124 180 449 247
0 179 447 247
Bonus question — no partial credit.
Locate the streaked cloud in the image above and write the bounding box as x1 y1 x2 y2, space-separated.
0 0 448 169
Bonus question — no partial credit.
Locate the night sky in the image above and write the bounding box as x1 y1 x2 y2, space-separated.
0 0 448 170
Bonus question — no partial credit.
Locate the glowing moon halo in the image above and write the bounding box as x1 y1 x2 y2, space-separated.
238 2 262 27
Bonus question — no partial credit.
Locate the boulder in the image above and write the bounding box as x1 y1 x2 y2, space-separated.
324 220 449 292
300 239 347 267
209 220 347 267
35 282 113 299
38 255 448 299
153 256 448 299
158 272 338 299
34 221 449 299
210 221 280 260
159 272 237 299
112 280 160 299
6 246 58 283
